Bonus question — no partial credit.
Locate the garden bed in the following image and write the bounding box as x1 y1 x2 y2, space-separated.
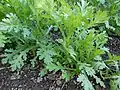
0 35 119 90
0 0 120 90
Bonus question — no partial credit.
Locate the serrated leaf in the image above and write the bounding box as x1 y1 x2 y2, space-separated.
0 13 20 32
94 10 108 23
93 75 105 88
93 61 107 70
0 32 6 47
37 49 56 64
110 76 120 90
37 43 56 64
46 63 64 71
0 13 31 38
79 64 95 77
2 49 29 71
85 66 96 76
77 74 95 90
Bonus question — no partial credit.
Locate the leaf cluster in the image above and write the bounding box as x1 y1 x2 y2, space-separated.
0 0 120 90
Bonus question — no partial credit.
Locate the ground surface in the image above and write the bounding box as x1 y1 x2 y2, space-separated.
108 36 120 55
0 36 120 90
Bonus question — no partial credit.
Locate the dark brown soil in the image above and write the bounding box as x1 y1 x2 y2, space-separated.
0 67 107 90
0 36 120 90
108 36 120 55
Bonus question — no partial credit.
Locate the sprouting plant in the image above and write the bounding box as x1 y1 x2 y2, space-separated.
0 0 120 90
34 0 109 90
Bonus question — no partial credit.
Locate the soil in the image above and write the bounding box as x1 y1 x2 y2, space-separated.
0 66 107 90
0 36 120 90
108 36 120 55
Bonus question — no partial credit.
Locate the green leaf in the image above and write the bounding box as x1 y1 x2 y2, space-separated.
79 63 105 88
77 74 95 90
46 63 64 72
98 0 105 4
37 43 56 64
93 61 107 70
79 63 95 77
107 54 120 63
0 32 6 47
68 46 76 60
61 70 71 81
93 75 105 88
84 66 95 76
0 13 31 37
110 76 120 90
2 48 29 71
34 0 55 14
115 14 120 26
39 69 48 77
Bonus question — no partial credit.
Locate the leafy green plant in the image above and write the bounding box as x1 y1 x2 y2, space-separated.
0 0 120 90
103 54 120 90
68 0 120 36
34 0 109 90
